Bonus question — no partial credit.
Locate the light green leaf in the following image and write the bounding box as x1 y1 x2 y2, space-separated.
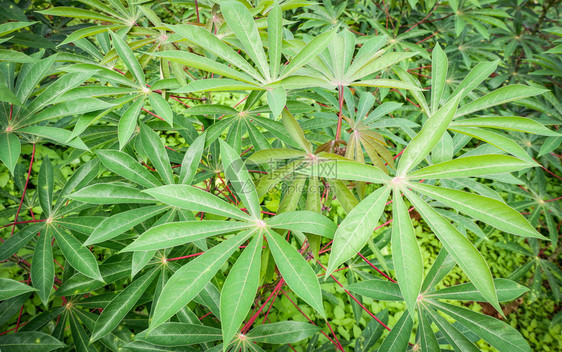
378 311 413 352
150 231 253 330
180 132 206 185
268 3 282 79
426 278 529 302
397 91 462 175
409 183 546 239
392 191 423 317
267 86 286 118
31 228 53 306
220 234 263 347
97 149 162 189
219 139 261 219
221 1 269 80
124 221 251 251
148 92 173 127
92 267 160 341
265 229 325 317
109 31 145 86
408 154 534 179
118 97 144 149
450 60 498 100
247 321 321 344
85 205 169 245
403 189 501 313
431 43 448 114
451 116 560 136
424 306 480 352
140 124 174 184
281 108 312 153
327 186 391 275
37 7 117 22
282 29 337 78
167 24 262 82
346 279 402 301
0 132 20 174
267 211 337 238
51 226 103 281
139 323 222 346
428 300 531 352
418 308 439 352
455 85 549 118
143 185 252 221
449 126 536 163
69 184 156 204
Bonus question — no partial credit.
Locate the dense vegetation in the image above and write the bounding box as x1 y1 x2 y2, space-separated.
0 0 561 351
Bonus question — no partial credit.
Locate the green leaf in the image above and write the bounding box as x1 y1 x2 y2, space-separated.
431 43 448 114
267 211 337 238
150 231 253 330
378 311 413 352
397 91 462 175
265 229 325 317
151 52 259 84
124 220 251 251
38 156 53 216
267 86 286 118
31 228 54 306
0 223 44 261
346 278 403 301
246 148 307 165
140 124 174 184
219 139 261 219
69 313 96 352
0 332 65 352
402 189 501 313
408 154 534 179
268 3 282 79
0 85 22 106
247 321 322 344
391 191 423 317
109 31 145 86
282 29 337 78
409 183 546 239
424 306 480 352
18 126 89 151
148 92 173 127
281 108 312 153
428 300 531 352
85 205 169 245
26 98 115 124
450 116 560 136
143 185 252 221
97 149 162 189
180 132 206 185
449 60 499 100
167 24 262 82
139 323 222 346
38 7 117 22
449 126 537 163
455 85 549 118
220 234 263 347
0 278 37 300
327 186 391 275
51 225 103 281
418 308 439 352
0 132 21 174
92 267 159 341
69 184 156 204
221 1 269 80
118 97 144 149
426 278 529 302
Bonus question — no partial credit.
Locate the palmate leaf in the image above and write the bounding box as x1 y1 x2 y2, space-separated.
150 230 254 330
402 188 501 314
220 234 263 348
326 186 391 275
265 229 325 318
31 228 54 306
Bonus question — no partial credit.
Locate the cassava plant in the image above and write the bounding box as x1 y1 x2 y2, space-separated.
1 0 561 351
